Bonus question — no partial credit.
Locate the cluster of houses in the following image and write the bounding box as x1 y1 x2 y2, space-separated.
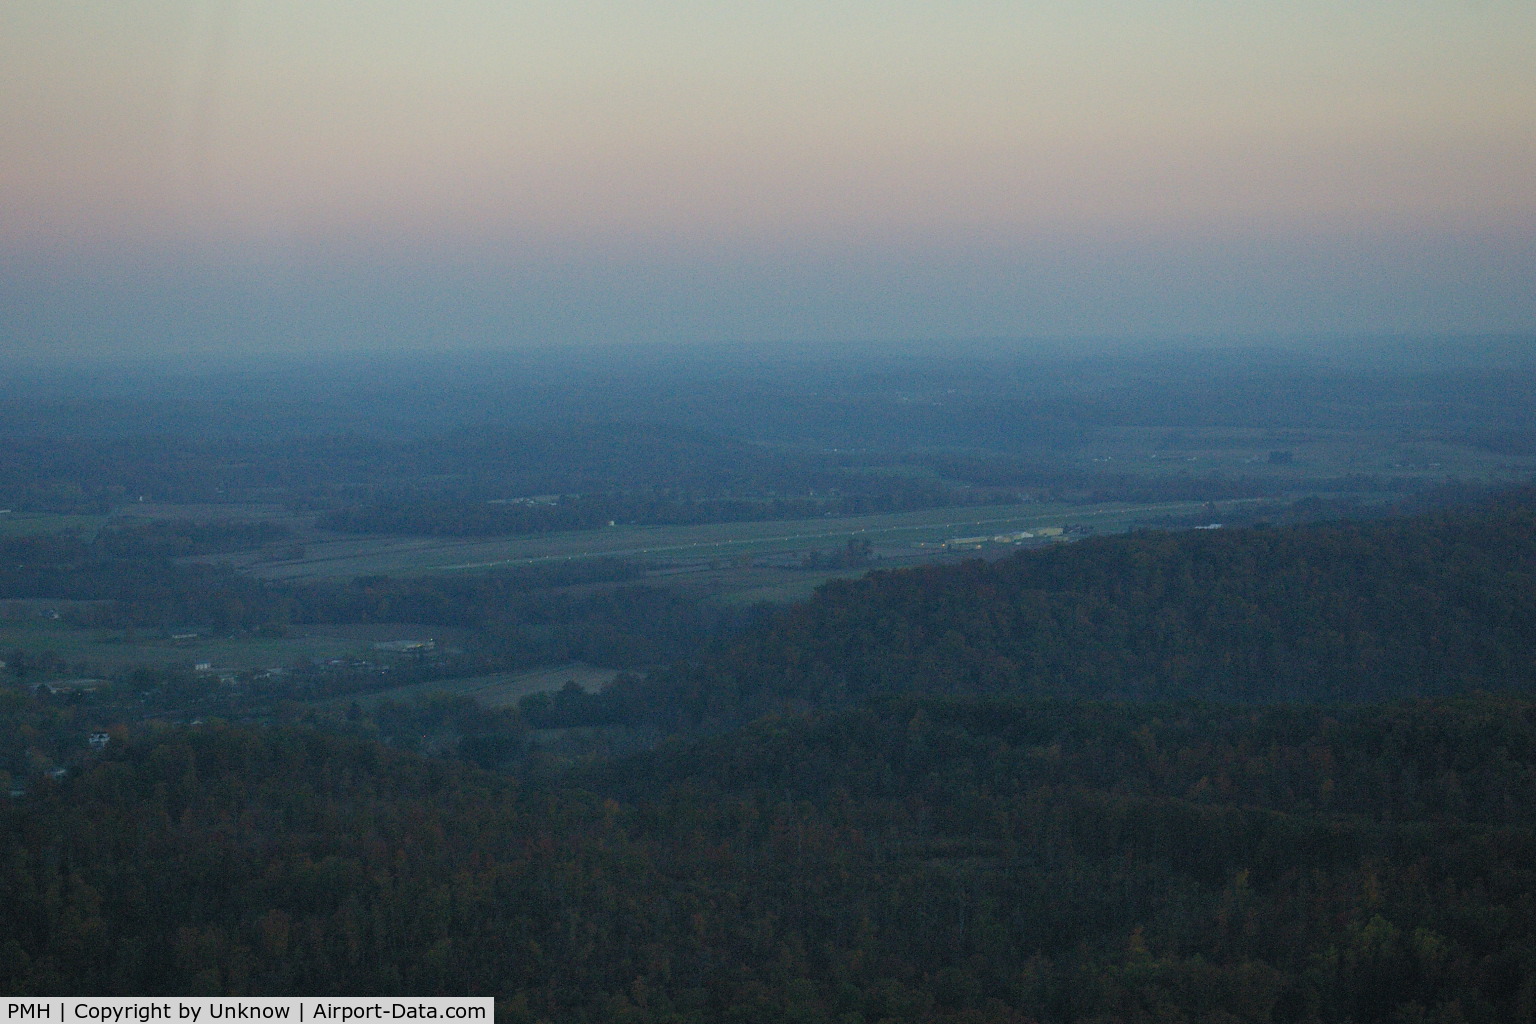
8 731 112 799
34 677 106 696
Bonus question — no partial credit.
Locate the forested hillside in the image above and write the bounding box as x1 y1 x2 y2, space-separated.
5 489 1536 1021
601 490 1536 731
3 697 1536 1023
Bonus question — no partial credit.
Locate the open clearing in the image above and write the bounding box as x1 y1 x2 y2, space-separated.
322 662 620 710
0 622 378 671
0 512 111 538
0 621 474 673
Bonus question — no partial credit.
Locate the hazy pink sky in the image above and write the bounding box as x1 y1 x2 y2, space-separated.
3 1 1533 359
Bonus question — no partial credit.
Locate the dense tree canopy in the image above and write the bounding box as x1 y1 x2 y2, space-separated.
3 696 1536 1023
600 491 1536 732
6 489 1536 1021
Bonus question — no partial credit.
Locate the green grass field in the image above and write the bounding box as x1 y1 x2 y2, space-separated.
323 662 621 711
1072 425 1532 482
0 512 111 538
0 622 376 672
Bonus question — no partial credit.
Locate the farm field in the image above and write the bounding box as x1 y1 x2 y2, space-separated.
0 504 298 539
1068 426 1534 481
0 621 377 671
0 511 111 538
323 662 620 711
105 502 295 523
0 620 470 675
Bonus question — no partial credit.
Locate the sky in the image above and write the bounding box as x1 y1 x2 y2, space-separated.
2 0 1534 363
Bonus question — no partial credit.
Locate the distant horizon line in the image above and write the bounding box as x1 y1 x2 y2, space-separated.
2 331 1533 387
